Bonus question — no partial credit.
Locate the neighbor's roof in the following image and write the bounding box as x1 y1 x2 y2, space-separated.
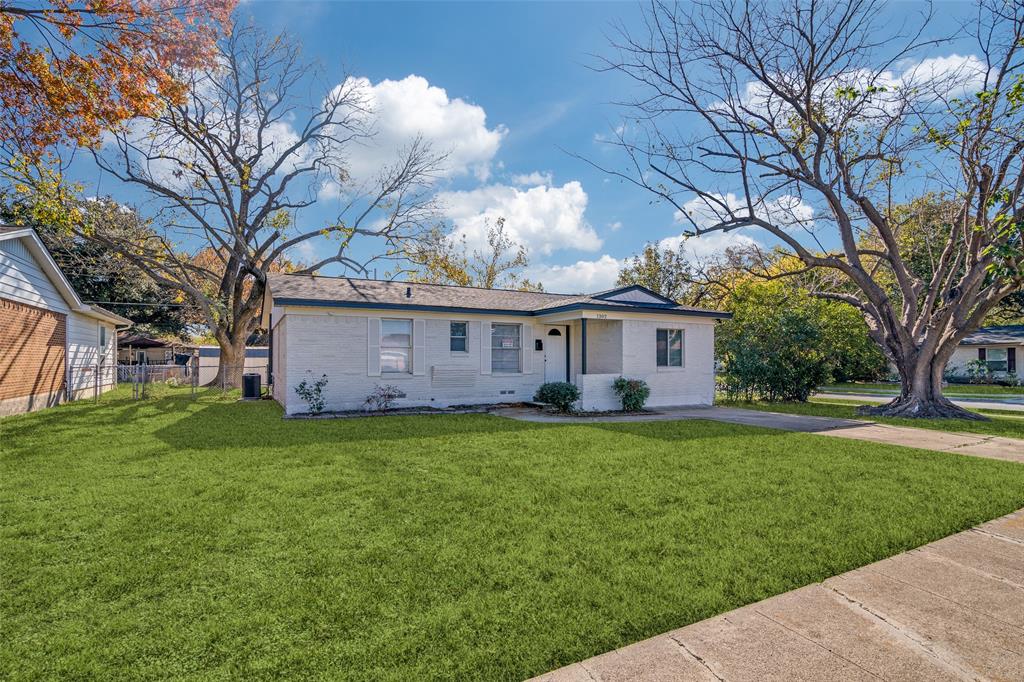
0 225 133 326
265 273 731 319
117 332 194 349
960 325 1024 345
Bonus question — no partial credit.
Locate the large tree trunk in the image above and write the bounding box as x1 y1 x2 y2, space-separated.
857 348 988 420
211 331 249 390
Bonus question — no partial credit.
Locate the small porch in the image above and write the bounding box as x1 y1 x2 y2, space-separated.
537 316 626 411
534 309 715 411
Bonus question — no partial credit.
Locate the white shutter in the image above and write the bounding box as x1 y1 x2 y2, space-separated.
480 321 492 375
413 319 426 376
522 324 533 374
367 317 381 376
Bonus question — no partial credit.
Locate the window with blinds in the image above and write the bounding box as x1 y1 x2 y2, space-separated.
490 323 521 373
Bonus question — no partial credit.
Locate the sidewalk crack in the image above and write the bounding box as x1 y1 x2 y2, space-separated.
667 634 726 682
916 548 1024 590
825 583 981 680
970 527 1024 548
752 609 884 679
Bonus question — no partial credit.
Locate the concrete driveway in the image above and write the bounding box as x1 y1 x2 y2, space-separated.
492 405 1024 463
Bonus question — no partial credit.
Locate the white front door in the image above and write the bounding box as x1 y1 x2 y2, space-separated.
544 326 568 383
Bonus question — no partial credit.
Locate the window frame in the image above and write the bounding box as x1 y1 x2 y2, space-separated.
380 318 413 374
98 324 109 371
656 328 684 368
986 347 1009 373
449 321 468 353
490 323 522 374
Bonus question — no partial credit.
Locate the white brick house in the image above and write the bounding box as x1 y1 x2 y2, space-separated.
262 274 730 415
945 325 1022 380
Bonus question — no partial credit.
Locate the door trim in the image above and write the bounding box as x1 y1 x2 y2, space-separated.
543 325 570 383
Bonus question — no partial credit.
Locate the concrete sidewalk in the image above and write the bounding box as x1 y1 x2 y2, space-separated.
532 509 1024 682
492 406 1024 463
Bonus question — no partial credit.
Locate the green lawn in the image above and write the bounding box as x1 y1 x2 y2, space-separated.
719 397 1024 439
825 381 1024 396
4 390 1024 681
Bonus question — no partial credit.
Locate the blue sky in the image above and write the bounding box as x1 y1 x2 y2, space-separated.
72 1 980 293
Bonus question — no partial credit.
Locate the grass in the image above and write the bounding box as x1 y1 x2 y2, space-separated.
3 389 1024 681
719 397 1024 439
825 381 1024 396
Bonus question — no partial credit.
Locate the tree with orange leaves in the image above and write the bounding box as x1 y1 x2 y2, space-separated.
1 0 234 164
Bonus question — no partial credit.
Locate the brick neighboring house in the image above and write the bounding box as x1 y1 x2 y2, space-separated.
0 226 131 416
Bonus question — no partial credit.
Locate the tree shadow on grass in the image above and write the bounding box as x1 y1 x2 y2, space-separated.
149 401 568 451
586 418 794 444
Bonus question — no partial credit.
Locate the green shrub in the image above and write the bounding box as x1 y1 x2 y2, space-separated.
612 376 651 411
534 382 581 412
295 374 328 414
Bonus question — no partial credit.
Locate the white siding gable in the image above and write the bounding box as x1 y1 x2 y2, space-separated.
0 236 70 312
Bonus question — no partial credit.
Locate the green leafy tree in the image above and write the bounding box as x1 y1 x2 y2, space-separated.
616 242 695 301
717 281 832 402
405 217 544 292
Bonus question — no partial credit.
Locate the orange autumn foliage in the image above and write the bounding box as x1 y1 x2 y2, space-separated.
1 1 235 157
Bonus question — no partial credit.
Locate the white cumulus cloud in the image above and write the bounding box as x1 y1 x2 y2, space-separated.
510 170 553 186
339 75 506 184
438 180 601 257
673 192 814 231
525 255 622 294
659 231 759 261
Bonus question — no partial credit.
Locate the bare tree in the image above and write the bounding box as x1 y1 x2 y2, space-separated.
88 23 442 387
594 0 1024 418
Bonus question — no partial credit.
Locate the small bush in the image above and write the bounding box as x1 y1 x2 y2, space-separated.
295 374 328 414
612 376 650 411
364 384 404 411
534 382 581 412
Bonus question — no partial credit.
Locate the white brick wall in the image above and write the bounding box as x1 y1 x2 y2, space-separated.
272 306 719 414
584 319 623 374
947 343 1021 377
574 318 717 410
277 310 547 414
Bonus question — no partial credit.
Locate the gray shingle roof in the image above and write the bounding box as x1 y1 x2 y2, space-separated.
267 273 731 318
960 325 1024 345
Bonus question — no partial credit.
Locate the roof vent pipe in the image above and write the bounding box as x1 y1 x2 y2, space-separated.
406 286 412 298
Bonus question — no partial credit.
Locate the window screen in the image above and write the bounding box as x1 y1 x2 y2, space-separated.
491 324 521 373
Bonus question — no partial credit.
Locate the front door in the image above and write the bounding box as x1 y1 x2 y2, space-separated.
544 326 567 383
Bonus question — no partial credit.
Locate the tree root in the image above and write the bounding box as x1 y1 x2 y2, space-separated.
856 396 989 421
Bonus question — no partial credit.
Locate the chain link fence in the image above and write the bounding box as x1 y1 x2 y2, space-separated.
118 362 263 400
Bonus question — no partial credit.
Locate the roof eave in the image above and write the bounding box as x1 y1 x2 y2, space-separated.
272 296 732 319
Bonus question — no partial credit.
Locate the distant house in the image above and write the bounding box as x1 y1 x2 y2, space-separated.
0 226 132 416
947 325 1022 380
117 333 194 365
196 345 269 386
261 274 730 415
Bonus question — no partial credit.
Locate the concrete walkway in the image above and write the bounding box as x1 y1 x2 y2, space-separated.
532 508 1024 682
492 406 1024 463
